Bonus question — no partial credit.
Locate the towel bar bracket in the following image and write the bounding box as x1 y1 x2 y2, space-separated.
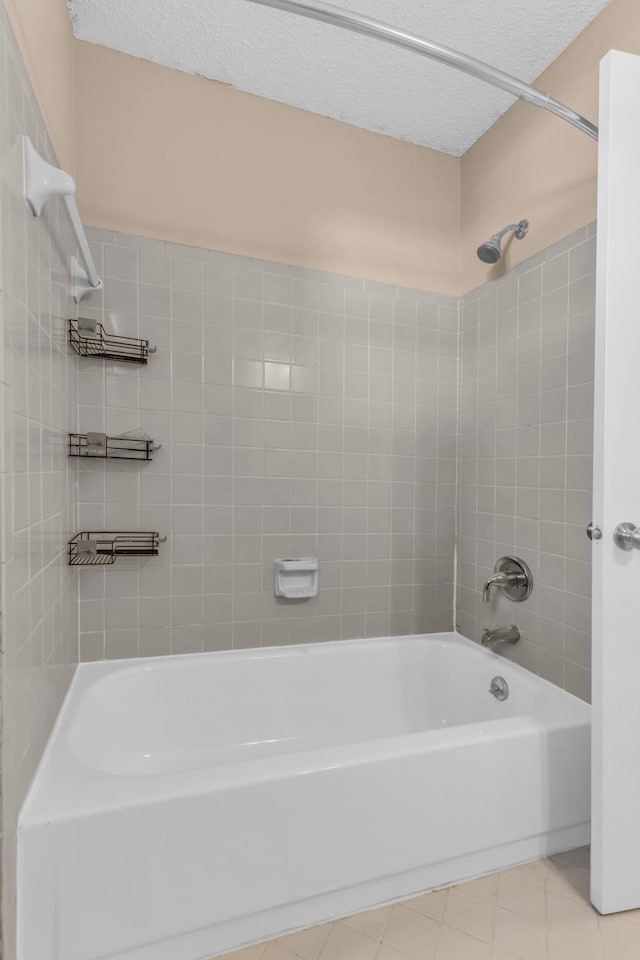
24 137 75 216
71 256 103 304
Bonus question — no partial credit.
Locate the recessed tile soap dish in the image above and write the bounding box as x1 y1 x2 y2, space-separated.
274 558 319 599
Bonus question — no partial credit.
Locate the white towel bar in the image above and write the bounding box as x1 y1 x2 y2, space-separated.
23 136 103 303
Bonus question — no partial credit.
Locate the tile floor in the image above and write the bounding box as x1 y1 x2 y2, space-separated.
220 849 640 960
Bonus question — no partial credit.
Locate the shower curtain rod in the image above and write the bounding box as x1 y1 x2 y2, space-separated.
244 0 599 142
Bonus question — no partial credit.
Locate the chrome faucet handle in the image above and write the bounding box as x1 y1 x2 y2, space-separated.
482 556 533 604
482 572 507 603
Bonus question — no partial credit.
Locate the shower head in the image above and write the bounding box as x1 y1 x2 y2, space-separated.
477 219 529 264
476 238 503 264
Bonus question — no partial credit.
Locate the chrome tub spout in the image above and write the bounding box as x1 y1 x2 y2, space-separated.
481 625 520 650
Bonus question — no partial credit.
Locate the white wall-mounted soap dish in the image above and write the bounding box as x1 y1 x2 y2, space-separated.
274 558 319 599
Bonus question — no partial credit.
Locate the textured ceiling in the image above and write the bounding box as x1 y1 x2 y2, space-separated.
67 0 610 155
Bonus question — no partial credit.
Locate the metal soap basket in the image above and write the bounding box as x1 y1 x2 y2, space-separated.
69 317 157 364
69 431 160 461
68 532 166 566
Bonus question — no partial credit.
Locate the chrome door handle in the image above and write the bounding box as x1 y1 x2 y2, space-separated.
587 523 602 541
613 522 640 550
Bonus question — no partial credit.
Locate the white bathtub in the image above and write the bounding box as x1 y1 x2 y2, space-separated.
19 632 590 960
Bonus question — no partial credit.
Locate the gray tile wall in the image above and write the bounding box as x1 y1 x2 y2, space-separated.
456 225 596 702
0 5 79 955
77 230 458 659
75 223 597 704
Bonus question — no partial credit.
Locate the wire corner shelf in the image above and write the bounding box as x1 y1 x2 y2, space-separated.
68 531 166 566
68 318 156 364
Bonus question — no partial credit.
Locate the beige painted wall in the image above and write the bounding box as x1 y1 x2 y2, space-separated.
73 41 461 294
461 0 640 293
3 0 75 173
70 0 640 295
6 0 640 293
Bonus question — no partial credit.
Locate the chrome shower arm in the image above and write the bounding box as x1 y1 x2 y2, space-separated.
244 0 598 142
492 221 529 244
493 224 521 242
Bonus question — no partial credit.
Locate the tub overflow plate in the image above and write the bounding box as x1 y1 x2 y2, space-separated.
489 676 509 701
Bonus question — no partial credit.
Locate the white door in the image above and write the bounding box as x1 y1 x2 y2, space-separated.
592 49 640 915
